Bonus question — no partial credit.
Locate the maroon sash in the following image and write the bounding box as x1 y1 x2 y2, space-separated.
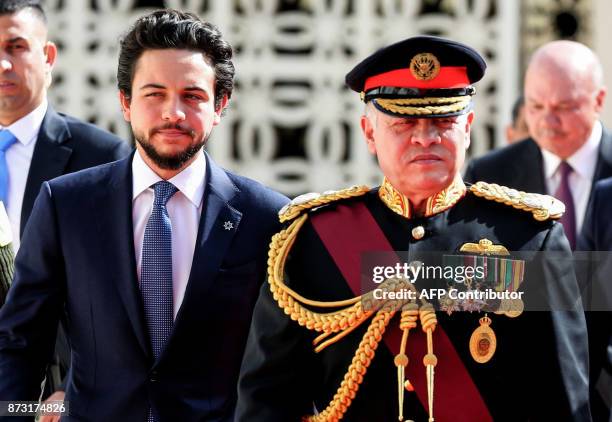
310 202 493 422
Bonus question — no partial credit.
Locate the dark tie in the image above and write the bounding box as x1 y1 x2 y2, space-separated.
140 181 177 422
554 161 576 250
0 130 17 206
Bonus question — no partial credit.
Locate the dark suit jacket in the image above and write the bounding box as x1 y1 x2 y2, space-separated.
20 106 131 236
0 153 288 421
18 106 131 397
463 128 612 203
579 177 612 421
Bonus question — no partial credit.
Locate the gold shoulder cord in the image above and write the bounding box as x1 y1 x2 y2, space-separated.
469 181 564 221
269 186 438 422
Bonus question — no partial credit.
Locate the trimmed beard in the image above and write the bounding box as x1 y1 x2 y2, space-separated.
135 126 209 170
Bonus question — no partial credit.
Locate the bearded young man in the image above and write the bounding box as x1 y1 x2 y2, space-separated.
0 9 287 422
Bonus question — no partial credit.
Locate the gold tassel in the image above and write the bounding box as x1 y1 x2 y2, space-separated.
420 304 438 422
395 303 418 421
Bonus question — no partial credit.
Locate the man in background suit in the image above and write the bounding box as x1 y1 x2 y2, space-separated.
0 0 131 408
465 40 612 250
0 9 287 422
0 0 130 253
580 177 612 421
465 40 612 421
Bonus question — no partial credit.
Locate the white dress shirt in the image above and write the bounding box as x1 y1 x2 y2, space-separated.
132 149 206 318
2 100 48 252
541 121 602 233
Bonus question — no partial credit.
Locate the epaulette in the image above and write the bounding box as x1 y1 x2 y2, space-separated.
278 185 370 223
469 181 565 221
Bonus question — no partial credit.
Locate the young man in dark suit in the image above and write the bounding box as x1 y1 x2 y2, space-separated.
0 9 287 422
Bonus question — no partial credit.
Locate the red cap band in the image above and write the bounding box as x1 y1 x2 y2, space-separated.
364 66 470 91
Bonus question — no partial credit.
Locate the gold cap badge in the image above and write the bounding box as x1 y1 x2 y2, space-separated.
409 52 441 81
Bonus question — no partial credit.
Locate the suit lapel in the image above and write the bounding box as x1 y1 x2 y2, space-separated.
512 139 547 194
170 154 242 334
592 128 612 185
93 154 151 359
21 107 72 235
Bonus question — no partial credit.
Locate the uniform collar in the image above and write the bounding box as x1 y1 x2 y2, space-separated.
378 175 466 219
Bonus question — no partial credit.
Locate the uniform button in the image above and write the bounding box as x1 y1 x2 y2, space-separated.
412 226 425 240
150 370 158 382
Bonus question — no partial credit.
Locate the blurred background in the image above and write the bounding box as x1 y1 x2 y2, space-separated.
43 0 612 196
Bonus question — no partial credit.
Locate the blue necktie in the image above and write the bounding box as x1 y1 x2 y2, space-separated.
140 181 177 422
0 130 17 206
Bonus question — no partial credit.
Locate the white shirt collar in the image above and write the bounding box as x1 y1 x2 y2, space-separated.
0 99 48 146
541 120 602 179
132 148 207 207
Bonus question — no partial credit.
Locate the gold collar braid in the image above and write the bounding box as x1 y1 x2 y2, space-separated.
268 207 439 421
378 175 467 219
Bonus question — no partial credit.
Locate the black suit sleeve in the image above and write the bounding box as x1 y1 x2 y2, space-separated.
0 183 65 413
463 160 478 184
578 183 612 420
236 281 317 422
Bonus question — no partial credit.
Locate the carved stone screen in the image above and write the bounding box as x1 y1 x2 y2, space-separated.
45 0 519 196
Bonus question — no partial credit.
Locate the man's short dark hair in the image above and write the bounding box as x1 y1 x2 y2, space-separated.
0 0 47 23
511 95 525 127
117 9 235 110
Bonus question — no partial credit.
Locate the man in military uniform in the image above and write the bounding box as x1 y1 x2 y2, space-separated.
236 36 590 422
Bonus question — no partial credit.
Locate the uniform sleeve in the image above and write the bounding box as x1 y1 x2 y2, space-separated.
236 280 317 421
0 183 66 410
536 222 591 420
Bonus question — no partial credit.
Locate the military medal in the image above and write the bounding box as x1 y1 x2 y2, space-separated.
496 297 524 318
469 314 497 363
440 295 459 316
505 298 524 318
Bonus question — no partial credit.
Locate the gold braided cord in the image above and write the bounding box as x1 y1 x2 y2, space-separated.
268 210 413 421
376 97 471 116
396 303 419 421
279 185 371 223
269 216 371 342
268 202 439 421
304 310 395 422
420 304 438 422
469 181 564 221
379 95 472 106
